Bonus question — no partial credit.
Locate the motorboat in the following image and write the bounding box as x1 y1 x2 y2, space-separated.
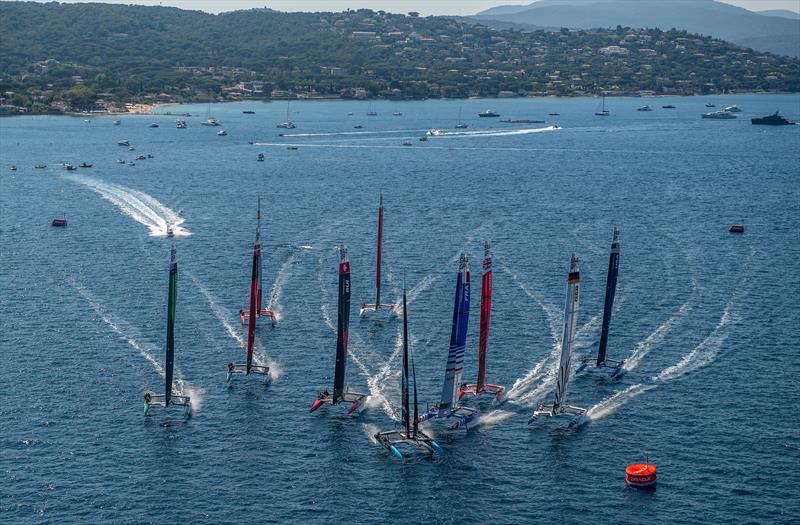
176 119 187 128
276 120 295 129
35 163 47 169
116 159 125 164
419 136 428 142
706 103 716 108
662 105 676 109
64 164 77 171
636 105 653 112
52 217 68 227
166 226 174 237
10 165 17 171
113 120 121 125
478 110 500 117
751 111 795 126
217 129 227 136
702 111 736 119
723 105 742 113
243 110 256 114
402 140 413 146
148 122 159 128
202 118 220 126
426 128 444 136
118 140 130 146
79 162 92 168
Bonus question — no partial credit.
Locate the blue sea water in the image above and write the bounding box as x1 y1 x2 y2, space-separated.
1 94 799 524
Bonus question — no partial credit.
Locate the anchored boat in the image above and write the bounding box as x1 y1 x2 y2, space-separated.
576 228 623 378
420 254 480 430
374 283 444 459
360 194 396 318
310 246 368 415
239 197 277 327
459 242 505 404
144 246 192 416
529 254 586 425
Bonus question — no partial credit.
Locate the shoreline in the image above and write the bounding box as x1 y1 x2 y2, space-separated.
2 92 797 118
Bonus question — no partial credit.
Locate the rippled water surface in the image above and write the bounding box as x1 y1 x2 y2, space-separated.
2 95 799 524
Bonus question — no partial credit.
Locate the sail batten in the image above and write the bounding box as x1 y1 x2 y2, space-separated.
440 254 470 409
596 228 620 366
164 246 177 407
333 246 351 403
554 255 580 413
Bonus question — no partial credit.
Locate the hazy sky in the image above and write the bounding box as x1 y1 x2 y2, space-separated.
7 0 800 16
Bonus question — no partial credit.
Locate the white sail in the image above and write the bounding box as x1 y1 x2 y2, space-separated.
554 254 580 413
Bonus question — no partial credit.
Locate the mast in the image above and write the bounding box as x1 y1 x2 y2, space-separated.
164 246 177 407
246 200 261 373
255 197 263 313
333 246 351 403
596 228 620 366
440 254 470 409
476 241 493 392
401 282 410 436
411 332 419 439
375 193 384 309
554 255 580 413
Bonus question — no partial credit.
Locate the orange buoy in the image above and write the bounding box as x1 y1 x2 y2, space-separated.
626 463 657 488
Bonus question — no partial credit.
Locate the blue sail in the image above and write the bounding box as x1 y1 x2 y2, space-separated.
440 254 470 409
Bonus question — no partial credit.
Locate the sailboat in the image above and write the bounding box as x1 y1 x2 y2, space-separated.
458 242 505 404
310 246 368 414
367 103 378 116
595 94 610 116
420 254 481 430
529 254 586 424
238 197 277 327
277 100 296 129
455 107 468 129
360 194 397 318
374 282 444 458
228 199 272 382
144 246 192 416
576 228 623 377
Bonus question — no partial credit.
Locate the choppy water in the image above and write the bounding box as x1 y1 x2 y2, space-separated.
1 95 799 524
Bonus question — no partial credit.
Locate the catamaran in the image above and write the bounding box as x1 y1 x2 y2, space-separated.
459 242 505 404
277 100 296 129
310 246 368 414
576 228 623 377
144 246 192 416
529 254 586 424
239 197 277 326
374 281 444 459
420 254 480 430
360 194 396 318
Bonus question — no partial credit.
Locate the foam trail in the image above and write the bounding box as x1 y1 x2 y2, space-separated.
585 383 653 422
264 245 309 321
623 293 695 372
362 423 381 444
65 175 190 237
477 409 516 428
279 129 426 138
68 278 203 412
428 125 559 138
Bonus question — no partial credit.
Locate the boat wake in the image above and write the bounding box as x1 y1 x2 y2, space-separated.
187 270 280 380
427 125 560 138
265 245 310 321
68 277 204 411
277 129 425 138
66 175 190 237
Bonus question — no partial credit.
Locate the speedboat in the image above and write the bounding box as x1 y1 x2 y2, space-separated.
176 119 187 128
478 110 500 117
402 140 413 146
10 165 17 171
393 111 402 116
202 118 220 126
79 162 92 168
118 140 130 146
347 112 354 116
706 103 716 108
129 146 135 151
64 164 77 171
426 128 444 136
662 105 676 109
243 110 256 114
419 136 428 142
455 122 468 129
113 120 121 125
354 125 363 129
702 111 736 119
257 153 265 161
276 120 295 129
287 146 298 150
148 122 159 128
752 111 795 126
128 161 135 166
217 129 227 136
135 155 146 161
35 163 47 169
116 159 125 164
724 105 742 113
549 112 560 116
636 105 653 112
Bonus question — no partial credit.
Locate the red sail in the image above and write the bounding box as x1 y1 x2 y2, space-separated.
375 194 383 308
476 242 492 392
246 237 260 373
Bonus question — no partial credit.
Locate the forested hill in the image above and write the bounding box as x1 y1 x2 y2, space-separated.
1 1 798 113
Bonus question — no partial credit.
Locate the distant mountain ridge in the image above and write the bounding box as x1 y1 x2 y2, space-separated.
475 0 800 56
758 9 800 20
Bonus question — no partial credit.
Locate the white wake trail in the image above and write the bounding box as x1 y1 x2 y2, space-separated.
66 175 190 237
69 278 204 412
429 126 560 138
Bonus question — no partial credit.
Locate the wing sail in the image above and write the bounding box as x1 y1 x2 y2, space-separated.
440 254 470 409
476 242 493 391
333 246 351 403
596 228 620 365
164 246 177 407
554 255 580 412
